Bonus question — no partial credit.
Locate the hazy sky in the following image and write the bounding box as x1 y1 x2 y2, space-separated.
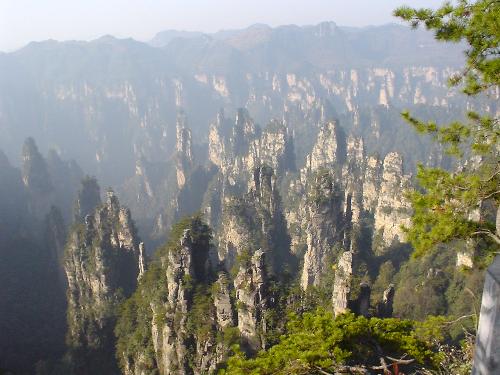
0 0 446 52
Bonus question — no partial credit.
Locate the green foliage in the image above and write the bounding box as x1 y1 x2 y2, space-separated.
403 163 499 257
220 309 439 374
187 285 215 341
394 0 500 95
393 245 483 324
394 0 500 259
371 261 395 305
115 214 214 373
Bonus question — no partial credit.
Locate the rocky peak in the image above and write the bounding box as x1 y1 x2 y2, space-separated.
21 137 52 193
301 170 345 290
332 250 353 316
306 120 346 172
208 111 226 168
106 188 121 217
218 164 291 276
117 216 226 375
21 138 55 217
234 249 268 350
256 119 296 174
175 112 193 189
373 152 412 253
65 187 144 374
74 176 101 222
346 135 364 168
175 111 193 161
250 164 276 204
232 108 260 157
362 154 382 213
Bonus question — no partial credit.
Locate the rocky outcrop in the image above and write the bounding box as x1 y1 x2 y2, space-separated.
234 249 268 350
332 251 353 316
73 176 101 222
44 206 68 286
362 155 382 213
214 273 235 329
218 165 291 275
157 227 202 374
117 217 238 375
373 152 412 254
65 188 144 374
304 120 345 173
301 171 345 289
247 120 295 175
175 112 193 189
208 110 227 168
21 137 55 217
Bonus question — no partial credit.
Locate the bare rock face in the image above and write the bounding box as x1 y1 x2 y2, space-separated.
117 217 238 375
332 250 353 316
247 120 295 175
21 137 55 217
234 249 268 350
73 175 101 222
362 155 382 213
373 152 412 254
175 112 193 189
159 228 198 374
65 188 144 374
218 165 290 275
208 110 226 168
341 136 365 251
301 171 345 290
44 206 68 287
306 120 344 171
214 273 235 329
203 110 298 237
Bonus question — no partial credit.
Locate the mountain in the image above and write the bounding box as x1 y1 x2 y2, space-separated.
0 139 83 374
0 21 494 374
2 21 493 247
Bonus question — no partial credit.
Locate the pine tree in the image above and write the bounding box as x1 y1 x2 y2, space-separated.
393 0 500 259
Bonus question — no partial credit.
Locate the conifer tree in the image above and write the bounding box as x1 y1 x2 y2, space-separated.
394 0 500 258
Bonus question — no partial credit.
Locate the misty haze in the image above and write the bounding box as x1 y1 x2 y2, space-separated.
0 1 498 375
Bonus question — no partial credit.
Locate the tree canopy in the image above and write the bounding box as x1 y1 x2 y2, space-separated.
219 310 442 374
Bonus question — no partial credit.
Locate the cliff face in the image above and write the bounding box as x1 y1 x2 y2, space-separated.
112 105 419 374
300 171 345 289
373 152 412 254
21 138 83 221
65 188 144 374
175 112 193 189
117 217 242 375
234 249 269 350
74 176 102 222
218 165 291 276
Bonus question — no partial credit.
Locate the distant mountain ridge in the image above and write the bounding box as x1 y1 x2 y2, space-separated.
148 21 465 69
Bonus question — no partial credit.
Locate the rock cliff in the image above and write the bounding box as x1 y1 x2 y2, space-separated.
65 187 144 374
116 216 241 375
